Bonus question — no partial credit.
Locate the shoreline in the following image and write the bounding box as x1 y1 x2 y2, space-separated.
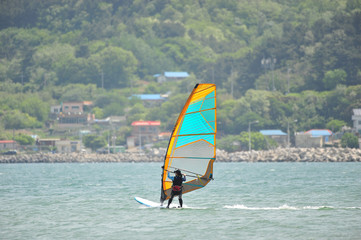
1 147 361 163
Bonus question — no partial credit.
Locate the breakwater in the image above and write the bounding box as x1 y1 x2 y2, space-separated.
1 147 361 163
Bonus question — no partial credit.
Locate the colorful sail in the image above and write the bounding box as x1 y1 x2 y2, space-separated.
161 83 216 202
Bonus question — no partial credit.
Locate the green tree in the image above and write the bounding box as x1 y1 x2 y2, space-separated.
14 134 35 145
92 107 104 119
239 131 270 151
3 110 41 129
341 133 359 148
218 135 243 152
21 95 48 122
326 119 346 132
83 134 107 151
323 69 347 90
90 46 138 88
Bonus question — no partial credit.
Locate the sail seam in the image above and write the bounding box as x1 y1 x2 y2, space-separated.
184 106 216 116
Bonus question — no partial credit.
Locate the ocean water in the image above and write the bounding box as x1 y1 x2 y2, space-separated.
1 162 360 240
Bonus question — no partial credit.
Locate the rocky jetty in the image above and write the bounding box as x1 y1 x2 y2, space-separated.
216 147 361 162
1 147 360 163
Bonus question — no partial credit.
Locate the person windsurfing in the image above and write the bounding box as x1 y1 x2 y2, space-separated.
167 169 186 208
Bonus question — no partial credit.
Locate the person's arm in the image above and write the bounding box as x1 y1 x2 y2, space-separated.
168 172 174 180
182 174 186 181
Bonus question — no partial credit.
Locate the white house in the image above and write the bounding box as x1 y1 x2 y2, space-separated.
155 72 189 83
352 109 361 134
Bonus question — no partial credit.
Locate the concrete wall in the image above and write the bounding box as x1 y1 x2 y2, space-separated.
295 133 324 148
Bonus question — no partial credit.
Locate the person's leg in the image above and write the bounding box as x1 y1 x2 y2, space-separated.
178 193 183 208
167 192 175 208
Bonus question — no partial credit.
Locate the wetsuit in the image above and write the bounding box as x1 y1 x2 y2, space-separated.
167 172 186 208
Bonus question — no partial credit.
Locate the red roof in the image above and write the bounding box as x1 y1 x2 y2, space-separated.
0 140 15 144
159 132 171 136
305 129 333 136
131 121 161 126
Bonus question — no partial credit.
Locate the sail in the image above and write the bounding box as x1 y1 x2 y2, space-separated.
161 83 216 202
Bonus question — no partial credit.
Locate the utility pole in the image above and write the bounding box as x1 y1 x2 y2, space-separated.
248 120 259 152
138 127 142 151
270 58 277 91
287 66 291 94
287 119 297 149
101 69 104 89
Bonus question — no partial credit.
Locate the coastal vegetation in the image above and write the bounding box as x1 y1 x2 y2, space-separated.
0 0 361 150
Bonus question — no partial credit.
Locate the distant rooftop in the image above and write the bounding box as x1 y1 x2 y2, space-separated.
132 121 161 126
131 94 166 101
164 72 189 78
260 130 287 136
305 129 333 136
0 140 16 144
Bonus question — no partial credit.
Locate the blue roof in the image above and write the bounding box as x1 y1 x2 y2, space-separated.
164 72 189 78
260 130 287 136
131 94 166 101
306 129 332 136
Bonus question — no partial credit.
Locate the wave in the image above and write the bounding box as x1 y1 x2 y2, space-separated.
223 204 361 210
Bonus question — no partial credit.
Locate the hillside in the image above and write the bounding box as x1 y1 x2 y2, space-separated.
0 0 361 148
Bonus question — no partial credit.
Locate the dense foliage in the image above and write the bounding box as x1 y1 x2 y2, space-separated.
341 133 359 148
0 0 361 150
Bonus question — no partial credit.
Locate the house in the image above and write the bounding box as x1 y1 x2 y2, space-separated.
260 130 288 147
155 72 189 83
158 132 172 141
37 139 60 151
295 129 333 148
55 140 82 153
352 109 361 135
0 140 18 151
127 121 161 149
51 101 94 127
50 105 62 114
306 129 333 142
131 94 167 107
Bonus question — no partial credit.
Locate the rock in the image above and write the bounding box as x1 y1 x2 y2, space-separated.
0 147 361 163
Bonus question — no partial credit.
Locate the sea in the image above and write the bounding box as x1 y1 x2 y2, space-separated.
1 162 360 240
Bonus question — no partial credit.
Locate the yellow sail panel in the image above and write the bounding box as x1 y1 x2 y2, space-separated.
161 83 216 202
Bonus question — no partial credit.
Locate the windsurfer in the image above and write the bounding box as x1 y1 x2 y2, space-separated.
167 169 186 208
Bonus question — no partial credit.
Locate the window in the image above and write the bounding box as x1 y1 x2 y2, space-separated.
72 106 80 110
71 145 77 152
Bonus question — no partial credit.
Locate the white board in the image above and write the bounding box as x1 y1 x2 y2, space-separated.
134 197 164 208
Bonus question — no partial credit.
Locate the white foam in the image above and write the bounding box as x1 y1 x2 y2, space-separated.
223 205 339 210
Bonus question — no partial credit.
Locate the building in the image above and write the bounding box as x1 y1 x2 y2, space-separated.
295 129 333 148
131 94 167 107
155 72 189 83
50 101 94 128
0 140 18 151
352 109 361 135
260 130 287 147
55 140 82 153
92 116 126 127
37 139 60 151
158 132 172 141
127 121 161 149
306 129 333 142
